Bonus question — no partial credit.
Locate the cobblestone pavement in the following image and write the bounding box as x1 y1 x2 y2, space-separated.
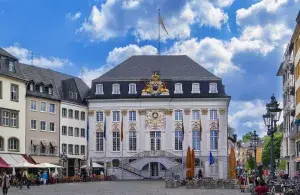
8 180 246 195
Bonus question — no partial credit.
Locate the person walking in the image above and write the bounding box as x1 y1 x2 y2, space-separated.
16 170 22 190
1 171 10 195
22 169 30 189
198 169 203 178
42 171 48 185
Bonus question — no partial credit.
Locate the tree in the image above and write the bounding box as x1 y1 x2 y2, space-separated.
242 132 253 142
245 156 255 171
228 126 235 135
261 132 283 168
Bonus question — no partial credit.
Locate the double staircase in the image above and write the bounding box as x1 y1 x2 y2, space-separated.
118 150 183 179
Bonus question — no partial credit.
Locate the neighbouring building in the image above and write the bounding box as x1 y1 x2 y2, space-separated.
279 10 300 175
0 48 34 166
87 55 230 179
235 140 264 168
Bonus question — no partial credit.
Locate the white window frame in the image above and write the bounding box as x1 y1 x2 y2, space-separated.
75 110 79 120
112 111 120 122
2 111 9 126
210 130 218 150
74 92 78 100
192 110 200 121
192 131 201 151
68 144 73 155
30 84 34 91
49 103 55 114
128 83 137 94
8 138 19 151
68 127 73 136
68 109 73 118
40 121 46 131
62 108 67 117
210 109 218 120
174 130 183 151
30 100 37 111
129 131 137 151
112 84 120 94
8 61 15 72
174 110 183 121
11 112 17 127
62 126 67 135
95 84 104 95
81 145 85 155
39 86 43 93
75 145 79 155
129 111 136 121
191 83 200 93
31 119 37 130
49 122 55 132
48 87 52 95
96 132 104 152
174 83 183 94
81 128 85 138
69 91 73 99
209 83 218 93
40 102 46 112
11 84 18 101
62 144 67 153
113 132 120 151
96 111 104 122
75 128 80 137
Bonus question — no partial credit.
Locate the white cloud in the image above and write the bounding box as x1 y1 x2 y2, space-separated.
4 44 72 68
81 44 157 86
66 11 82 21
213 0 235 7
80 0 229 41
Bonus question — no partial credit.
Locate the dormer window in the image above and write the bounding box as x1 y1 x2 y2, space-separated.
69 92 73 99
74 93 78 100
112 84 120 94
209 83 218 93
8 61 15 72
48 87 52 95
29 84 34 91
128 83 137 94
39 86 43 93
191 83 200 93
96 84 104 95
174 83 183 94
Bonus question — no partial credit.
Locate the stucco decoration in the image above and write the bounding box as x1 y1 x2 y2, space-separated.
145 110 166 130
184 109 190 115
174 122 183 130
192 121 200 130
210 121 218 131
112 122 120 132
163 109 173 115
88 110 94 116
129 122 137 131
219 108 226 115
105 110 111 116
121 110 128 116
201 109 208 115
95 123 104 131
141 72 169 96
138 109 146 115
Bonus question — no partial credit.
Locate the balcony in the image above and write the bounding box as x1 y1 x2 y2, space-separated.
289 120 300 139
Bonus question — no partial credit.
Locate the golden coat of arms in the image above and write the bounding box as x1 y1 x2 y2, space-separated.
141 72 169 96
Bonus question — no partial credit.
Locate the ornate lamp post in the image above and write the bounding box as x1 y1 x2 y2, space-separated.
251 130 259 176
262 94 282 179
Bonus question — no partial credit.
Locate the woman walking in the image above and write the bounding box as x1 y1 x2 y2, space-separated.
2 171 10 195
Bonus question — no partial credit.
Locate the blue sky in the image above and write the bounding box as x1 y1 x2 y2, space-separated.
0 0 299 138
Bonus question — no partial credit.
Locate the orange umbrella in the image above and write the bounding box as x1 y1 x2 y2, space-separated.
229 147 237 179
191 149 195 177
186 146 191 178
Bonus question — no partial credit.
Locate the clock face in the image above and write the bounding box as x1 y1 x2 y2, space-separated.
152 112 158 119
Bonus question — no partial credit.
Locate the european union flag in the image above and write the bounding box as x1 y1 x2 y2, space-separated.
103 117 107 140
209 151 214 166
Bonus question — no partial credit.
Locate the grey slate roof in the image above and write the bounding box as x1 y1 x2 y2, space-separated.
0 48 18 60
93 55 221 82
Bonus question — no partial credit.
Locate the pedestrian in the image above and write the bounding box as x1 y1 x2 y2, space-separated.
1 171 10 195
42 171 48 185
22 169 30 189
16 170 22 190
198 169 203 178
255 180 269 195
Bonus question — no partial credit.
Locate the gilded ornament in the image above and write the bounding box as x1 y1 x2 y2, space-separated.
88 110 94 116
209 121 218 131
105 110 111 116
174 122 183 130
219 108 226 115
184 109 191 115
145 110 166 130
163 109 173 115
138 109 146 115
201 109 208 115
141 72 169 96
121 110 128 116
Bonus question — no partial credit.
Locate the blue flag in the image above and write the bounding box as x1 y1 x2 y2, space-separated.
103 117 107 140
209 151 214 166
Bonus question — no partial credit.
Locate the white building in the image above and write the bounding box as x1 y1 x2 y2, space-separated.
0 48 27 156
88 55 230 179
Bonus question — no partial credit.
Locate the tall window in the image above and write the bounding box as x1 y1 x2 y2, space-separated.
192 131 201 151
68 144 73 155
192 110 200 121
49 144 55 155
209 83 218 93
75 145 79 155
150 131 161 151
68 127 73 136
8 138 19 151
174 131 183 151
129 131 137 151
129 111 136 121
8 61 15 72
96 132 104 152
112 111 120 122
210 109 218 120
174 83 183 94
113 132 120 151
40 142 46 154
74 93 78 100
62 126 67 135
1 110 18 127
62 108 67 117
174 110 183 121
210 130 218 150
29 83 34 91
75 110 79 120
48 87 52 95
192 83 200 93
75 128 79 137
128 83 137 94
81 145 85 155
96 111 104 122
49 103 55 113
81 128 85 138
40 102 46 112
49 122 55 132
68 109 73 118
81 112 85 121
11 112 17 127
96 84 104 95
40 121 46 131
112 84 120 94
11 84 18 101
62 144 67 153
31 120 37 130
2 111 9 126
0 136 4 151
30 100 37 111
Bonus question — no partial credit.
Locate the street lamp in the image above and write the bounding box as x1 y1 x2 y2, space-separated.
262 94 282 179
251 130 259 176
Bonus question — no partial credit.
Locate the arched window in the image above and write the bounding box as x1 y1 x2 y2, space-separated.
8 137 19 151
95 84 104 95
128 83 137 94
191 83 200 93
0 136 4 151
112 84 120 94
174 83 183 94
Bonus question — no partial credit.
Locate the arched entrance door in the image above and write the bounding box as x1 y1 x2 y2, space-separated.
150 131 161 151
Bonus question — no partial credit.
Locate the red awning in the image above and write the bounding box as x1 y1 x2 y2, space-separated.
22 154 36 164
0 157 10 168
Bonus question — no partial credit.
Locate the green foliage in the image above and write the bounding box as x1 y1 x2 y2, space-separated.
278 160 286 170
261 132 283 168
248 156 255 170
242 132 253 142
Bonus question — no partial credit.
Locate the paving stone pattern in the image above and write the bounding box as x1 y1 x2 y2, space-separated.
8 180 246 195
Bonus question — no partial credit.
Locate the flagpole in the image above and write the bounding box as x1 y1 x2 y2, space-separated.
158 8 161 55
104 117 107 177
121 115 124 180
122 138 124 180
181 114 184 180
